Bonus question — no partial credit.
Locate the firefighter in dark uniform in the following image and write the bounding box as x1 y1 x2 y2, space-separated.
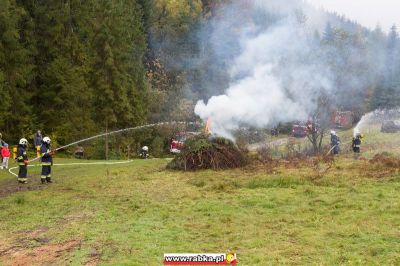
352 133 362 154
16 138 29 184
40 136 53 184
330 130 340 155
140 146 149 159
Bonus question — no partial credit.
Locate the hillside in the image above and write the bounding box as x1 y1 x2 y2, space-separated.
1 1 400 265
1 0 398 148
0 133 399 264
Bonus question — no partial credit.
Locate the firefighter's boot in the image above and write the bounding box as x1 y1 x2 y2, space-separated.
46 177 52 183
18 178 28 184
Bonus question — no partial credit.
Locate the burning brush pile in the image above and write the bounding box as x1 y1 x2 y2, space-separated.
167 134 247 170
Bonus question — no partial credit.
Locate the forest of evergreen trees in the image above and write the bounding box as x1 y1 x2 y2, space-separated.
1 0 399 148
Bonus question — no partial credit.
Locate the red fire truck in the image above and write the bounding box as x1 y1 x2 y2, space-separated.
169 132 198 154
331 111 354 128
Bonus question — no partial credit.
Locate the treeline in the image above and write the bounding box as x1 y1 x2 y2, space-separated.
1 0 399 147
0 0 228 146
1 0 150 144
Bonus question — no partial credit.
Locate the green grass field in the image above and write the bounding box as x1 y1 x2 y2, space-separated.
0 152 399 265
0 128 399 265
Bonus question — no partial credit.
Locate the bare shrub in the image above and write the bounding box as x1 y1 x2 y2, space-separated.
309 155 335 180
256 145 273 164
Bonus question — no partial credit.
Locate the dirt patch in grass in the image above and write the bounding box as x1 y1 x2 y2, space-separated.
0 177 45 198
0 211 92 265
0 239 81 266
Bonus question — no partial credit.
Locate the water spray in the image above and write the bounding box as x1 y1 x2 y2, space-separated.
28 121 196 163
9 121 195 177
353 111 375 137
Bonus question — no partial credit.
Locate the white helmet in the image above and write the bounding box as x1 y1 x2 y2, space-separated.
142 146 148 151
19 138 28 146
330 130 336 135
43 136 51 144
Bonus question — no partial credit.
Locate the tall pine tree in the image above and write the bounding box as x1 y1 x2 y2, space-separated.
0 0 34 141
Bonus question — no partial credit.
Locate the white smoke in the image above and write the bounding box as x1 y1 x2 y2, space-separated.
195 65 308 138
195 1 336 138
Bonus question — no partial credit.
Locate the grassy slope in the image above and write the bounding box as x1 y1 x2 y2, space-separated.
254 129 400 160
0 156 399 265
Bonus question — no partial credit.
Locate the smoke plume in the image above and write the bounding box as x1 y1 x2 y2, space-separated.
194 0 379 138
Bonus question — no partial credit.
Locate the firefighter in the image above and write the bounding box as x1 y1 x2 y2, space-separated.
140 146 149 159
330 130 340 155
352 132 362 155
16 138 29 184
34 130 43 157
40 136 53 184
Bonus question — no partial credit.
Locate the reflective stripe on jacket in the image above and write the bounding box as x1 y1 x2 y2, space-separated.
40 143 53 164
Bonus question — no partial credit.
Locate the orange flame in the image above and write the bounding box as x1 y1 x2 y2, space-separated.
205 117 212 134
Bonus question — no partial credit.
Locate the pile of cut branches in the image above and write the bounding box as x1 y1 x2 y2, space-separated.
167 134 247 170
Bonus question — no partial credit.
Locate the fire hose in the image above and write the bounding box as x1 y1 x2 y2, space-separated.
27 121 195 164
8 121 195 177
8 160 134 177
325 140 353 156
